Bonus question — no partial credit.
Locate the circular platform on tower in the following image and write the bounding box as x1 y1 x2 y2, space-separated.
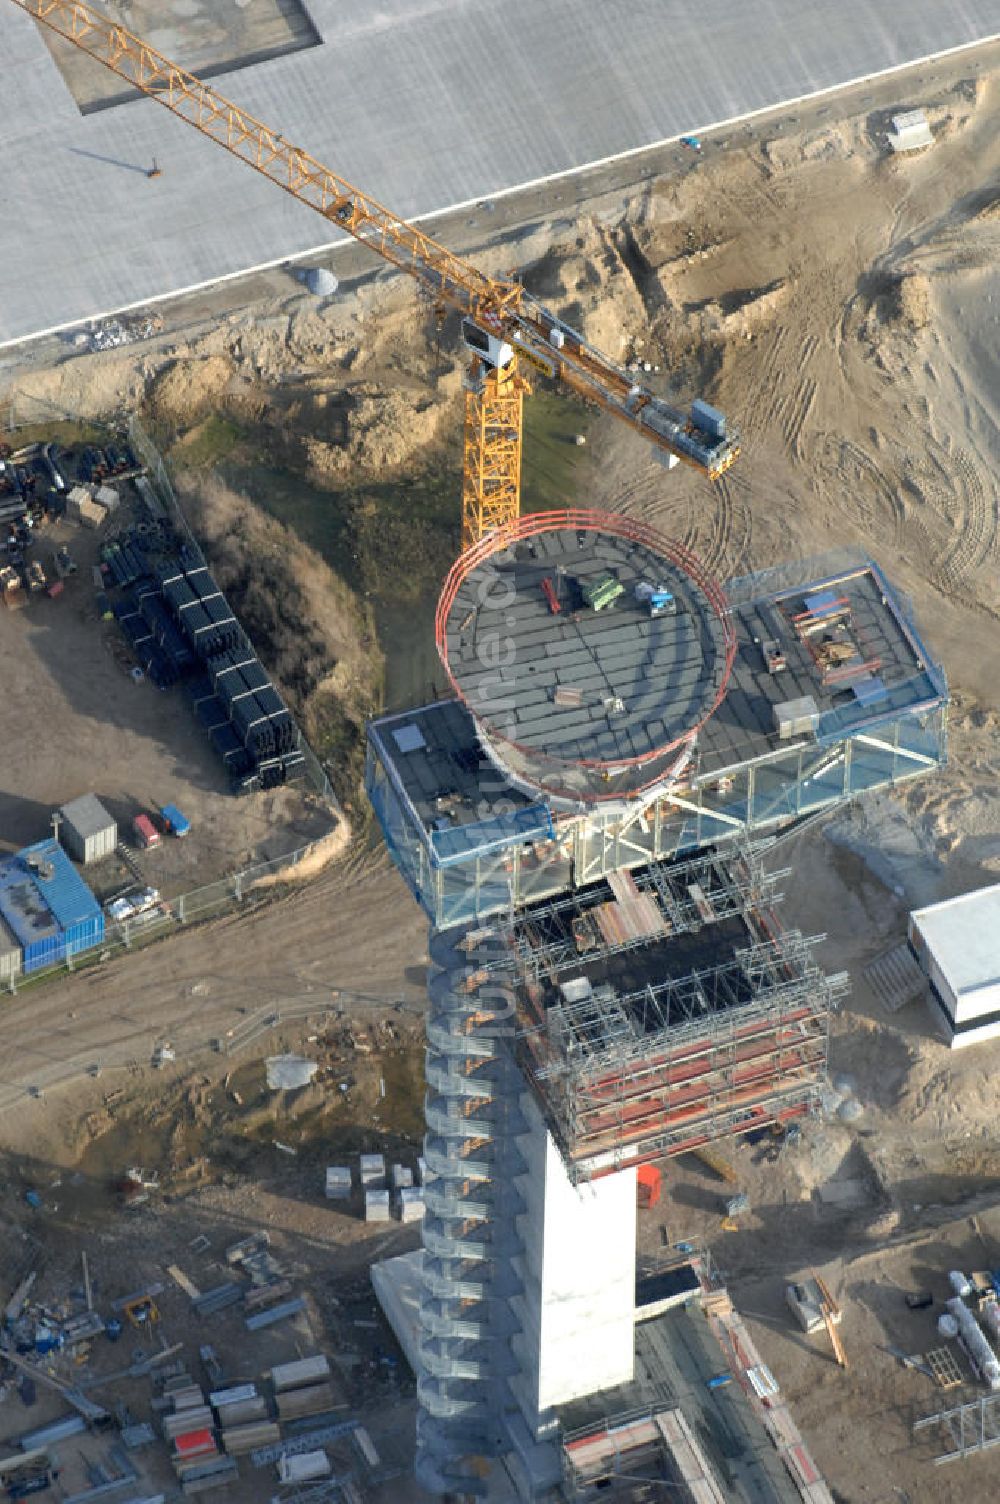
436 510 736 804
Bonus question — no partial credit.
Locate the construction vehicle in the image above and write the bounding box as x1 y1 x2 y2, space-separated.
9 0 739 554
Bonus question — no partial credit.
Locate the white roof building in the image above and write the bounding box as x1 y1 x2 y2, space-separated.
909 883 1000 1047
889 108 934 153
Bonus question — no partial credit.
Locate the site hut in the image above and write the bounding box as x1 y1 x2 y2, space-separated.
57 793 117 866
0 841 104 975
909 883 1000 1048
365 516 950 1500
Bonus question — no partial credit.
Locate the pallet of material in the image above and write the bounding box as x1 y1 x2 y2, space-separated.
215 1397 268 1429
275 1382 337 1421
221 1421 281 1455
243 1279 293 1312
245 1297 305 1331
163 1407 213 1440
178 1457 238 1495
700 1287 733 1318
270 1356 331 1393
173 1429 218 1463
78 498 107 529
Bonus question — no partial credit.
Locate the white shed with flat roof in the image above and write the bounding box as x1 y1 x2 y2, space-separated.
58 794 118 866
909 883 1000 1048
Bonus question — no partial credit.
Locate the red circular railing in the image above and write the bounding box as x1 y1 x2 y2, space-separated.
435 509 736 794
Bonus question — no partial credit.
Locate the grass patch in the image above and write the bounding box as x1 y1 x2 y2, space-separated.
171 415 245 469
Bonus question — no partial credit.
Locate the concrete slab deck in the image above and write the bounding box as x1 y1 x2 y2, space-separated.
0 0 997 346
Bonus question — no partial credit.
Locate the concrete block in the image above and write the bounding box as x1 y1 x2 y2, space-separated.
365 1190 391 1222
359 1154 385 1188
398 1189 425 1223
391 1164 413 1189
325 1166 352 1199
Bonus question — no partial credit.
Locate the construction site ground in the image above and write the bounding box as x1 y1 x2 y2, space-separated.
0 37 998 1504
0 502 339 900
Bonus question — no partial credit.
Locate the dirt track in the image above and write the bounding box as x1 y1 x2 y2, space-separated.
0 839 426 1137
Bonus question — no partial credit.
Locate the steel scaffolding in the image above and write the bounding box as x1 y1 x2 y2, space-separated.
914 1392 1000 1463
415 925 526 1499
497 844 786 985
515 930 847 1179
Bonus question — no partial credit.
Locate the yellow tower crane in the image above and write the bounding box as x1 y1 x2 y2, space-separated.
9 0 740 549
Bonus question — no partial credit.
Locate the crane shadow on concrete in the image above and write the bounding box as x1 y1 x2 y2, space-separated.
67 147 153 177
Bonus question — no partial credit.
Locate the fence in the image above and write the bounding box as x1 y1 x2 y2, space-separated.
6 834 328 994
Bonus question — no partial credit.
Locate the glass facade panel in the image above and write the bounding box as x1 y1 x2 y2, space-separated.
367 702 948 926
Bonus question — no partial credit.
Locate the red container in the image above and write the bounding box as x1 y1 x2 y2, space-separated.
132 813 161 849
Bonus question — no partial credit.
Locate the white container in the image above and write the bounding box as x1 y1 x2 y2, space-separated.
947 1297 1000 1390
278 1450 331 1484
938 1313 959 1339
949 1270 972 1298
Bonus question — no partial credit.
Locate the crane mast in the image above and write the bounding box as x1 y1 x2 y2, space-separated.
10 0 740 547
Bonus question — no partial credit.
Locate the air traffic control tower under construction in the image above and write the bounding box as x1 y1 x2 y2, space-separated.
366 511 947 1499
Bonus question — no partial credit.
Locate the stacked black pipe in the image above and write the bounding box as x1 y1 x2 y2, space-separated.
108 532 306 793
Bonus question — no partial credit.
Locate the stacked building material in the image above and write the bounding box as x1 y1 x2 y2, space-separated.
157 560 241 660
101 538 146 588
359 1155 386 1189
271 1357 332 1393
274 1383 338 1422
94 483 121 513
160 1375 236 1495
104 536 306 791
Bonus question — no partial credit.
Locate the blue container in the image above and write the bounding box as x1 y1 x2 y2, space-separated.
0 842 104 975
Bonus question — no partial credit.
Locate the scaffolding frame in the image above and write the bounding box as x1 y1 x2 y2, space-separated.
515 930 847 1179
914 1392 1000 1463
490 843 786 985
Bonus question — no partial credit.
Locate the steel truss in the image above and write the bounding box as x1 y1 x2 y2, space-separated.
492 843 786 985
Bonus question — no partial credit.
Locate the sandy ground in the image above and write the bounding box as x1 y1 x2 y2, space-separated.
0 37 998 1504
